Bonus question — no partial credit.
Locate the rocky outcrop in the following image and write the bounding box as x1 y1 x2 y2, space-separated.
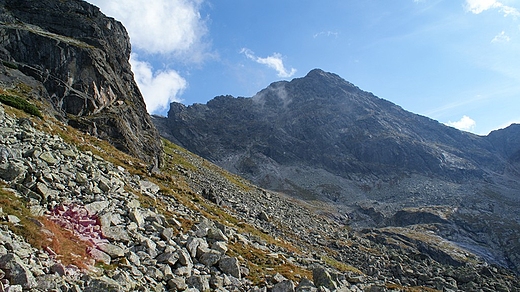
0 0 162 166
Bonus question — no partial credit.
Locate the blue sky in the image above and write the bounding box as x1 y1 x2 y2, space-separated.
86 0 520 135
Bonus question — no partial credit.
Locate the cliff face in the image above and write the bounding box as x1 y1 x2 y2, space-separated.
0 0 162 166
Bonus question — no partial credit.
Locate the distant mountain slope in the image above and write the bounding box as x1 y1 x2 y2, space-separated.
155 69 517 191
154 69 520 272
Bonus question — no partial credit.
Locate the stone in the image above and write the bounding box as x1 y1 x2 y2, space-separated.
168 276 188 291
187 275 210 292
34 182 53 201
6 215 20 224
218 256 241 279
75 171 88 185
207 227 228 242
49 263 66 276
139 180 160 194
160 227 175 241
272 280 295 292
0 253 37 289
128 208 145 227
84 276 122 292
210 274 224 289
258 211 270 221
60 149 77 159
177 248 193 268
312 267 337 291
199 250 222 267
38 152 59 165
186 237 208 258
5 285 23 292
0 162 26 181
98 243 125 258
101 226 131 242
85 201 110 214
295 278 317 292
156 252 179 266
88 248 111 265
212 241 228 254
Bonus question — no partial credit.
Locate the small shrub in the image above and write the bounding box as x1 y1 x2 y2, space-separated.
0 94 43 118
2 61 18 70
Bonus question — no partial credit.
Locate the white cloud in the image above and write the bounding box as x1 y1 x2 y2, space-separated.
491 31 511 43
240 48 297 78
446 115 477 131
464 0 520 17
87 0 209 60
313 31 339 38
130 54 187 114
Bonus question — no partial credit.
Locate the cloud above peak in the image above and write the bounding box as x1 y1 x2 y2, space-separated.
465 0 520 17
241 48 297 78
446 115 476 132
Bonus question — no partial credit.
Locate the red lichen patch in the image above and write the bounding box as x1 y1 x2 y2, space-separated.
45 204 109 269
40 217 93 269
47 204 108 247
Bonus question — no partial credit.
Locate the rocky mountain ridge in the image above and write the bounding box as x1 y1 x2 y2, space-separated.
154 69 520 274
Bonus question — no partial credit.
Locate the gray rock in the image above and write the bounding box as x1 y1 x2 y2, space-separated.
88 248 111 265
218 256 241 279
177 248 193 268
0 162 26 181
84 276 123 292
187 275 210 291
6 215 20 224
140 180 160 194
199 250 222 267
212 241 228 254
128 208 145 227
0 146 12 163
273 280 295 292
39 152 59 165
85 201 110 214
161 227 175 241
207 227 229 242
295 278 317 292
101 226 131 242
156 252 179 266
98 243 125 258
258 211 270 221
312 267 337 291
168 276 188 291
0 253 37 289
5 284 23 292
34 182 53 201
186 237 208 258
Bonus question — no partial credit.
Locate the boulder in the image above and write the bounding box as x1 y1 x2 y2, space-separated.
0 253 37 289
218 256 241 279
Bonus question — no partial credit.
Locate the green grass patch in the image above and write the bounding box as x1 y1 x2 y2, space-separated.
0 93 42 118
321 255 363 274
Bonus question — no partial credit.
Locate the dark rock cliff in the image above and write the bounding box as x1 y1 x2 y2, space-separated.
0 0 162 166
